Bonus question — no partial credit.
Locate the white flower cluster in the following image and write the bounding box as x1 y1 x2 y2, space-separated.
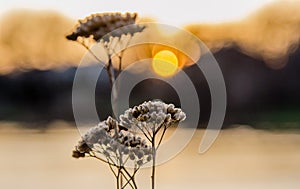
120 100 186 133
73 116 152 167
73 100 186 167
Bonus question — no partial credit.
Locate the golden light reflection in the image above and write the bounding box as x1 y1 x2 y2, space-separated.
152 50 178 77
119 43 196 74
1 1 299 74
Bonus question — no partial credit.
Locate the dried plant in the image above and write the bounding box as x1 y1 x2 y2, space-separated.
72 101 186 189
120 101 186 189
66 13 143 42
66 12 145 88
68 12 186 189
73 116 153 189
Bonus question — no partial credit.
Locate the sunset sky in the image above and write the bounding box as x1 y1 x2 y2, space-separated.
1 0 272 25
0 0 299 73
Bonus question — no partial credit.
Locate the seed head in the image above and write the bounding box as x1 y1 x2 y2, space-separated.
66 12 145 42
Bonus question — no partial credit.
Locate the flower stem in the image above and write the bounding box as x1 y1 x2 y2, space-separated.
107 58 115 90
151 135 156 189
117 170 120 189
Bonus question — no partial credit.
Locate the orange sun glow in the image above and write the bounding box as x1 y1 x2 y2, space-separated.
152 50 179 77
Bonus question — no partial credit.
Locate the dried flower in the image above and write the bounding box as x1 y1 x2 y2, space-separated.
72 101 185 189
66 12 145 42
69 12 152 189
73 116 152 167
119 100 186 134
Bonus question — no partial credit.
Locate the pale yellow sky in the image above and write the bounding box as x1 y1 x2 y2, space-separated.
0 0 273 26
0 0 297 73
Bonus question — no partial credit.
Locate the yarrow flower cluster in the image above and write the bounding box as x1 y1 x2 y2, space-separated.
72 100 186 164
72 101 186 189
66 12 146 92
73 116 152 167
120 100 186 135
66 12 145 42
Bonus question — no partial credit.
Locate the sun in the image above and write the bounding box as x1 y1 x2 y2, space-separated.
152 50 179 77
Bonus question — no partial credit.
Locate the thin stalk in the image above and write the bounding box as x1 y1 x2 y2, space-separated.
121 168 138 189
120 171 132 189
89 152 116 167
156 125 167 149
77 41 105 67
107 58 115 90
107 162 118 179
117 167 121 189
120 174 123 189
122 166 138 189
136 126 151 142
118 55 122 76
132 166 139 189
117 35 132 76
151 134 156 189
77 40 116 92
150 124 167 189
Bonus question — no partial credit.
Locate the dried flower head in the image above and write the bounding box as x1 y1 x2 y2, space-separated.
119 100 186 133
72 100 186 189
73 116 152 167
66 12 145 42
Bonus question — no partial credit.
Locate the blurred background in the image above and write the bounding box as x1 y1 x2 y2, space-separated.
0 0 299 128
0 0 300 189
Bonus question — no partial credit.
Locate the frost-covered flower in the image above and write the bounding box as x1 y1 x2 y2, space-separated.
72 100 187 189
72 116 152 167
119 100 186 134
